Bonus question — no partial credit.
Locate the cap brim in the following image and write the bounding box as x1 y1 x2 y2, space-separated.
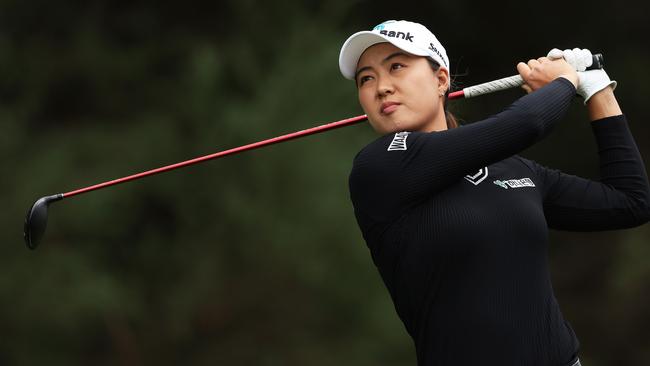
339 31 429 80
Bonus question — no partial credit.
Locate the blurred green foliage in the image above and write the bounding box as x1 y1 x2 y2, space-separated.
1 1 649 365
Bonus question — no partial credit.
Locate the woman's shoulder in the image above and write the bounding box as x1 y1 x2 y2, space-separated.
354 130 427 161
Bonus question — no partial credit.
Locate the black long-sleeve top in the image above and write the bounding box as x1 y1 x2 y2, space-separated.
348 78 650 366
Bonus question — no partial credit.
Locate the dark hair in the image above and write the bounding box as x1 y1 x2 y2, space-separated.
427 59 459 129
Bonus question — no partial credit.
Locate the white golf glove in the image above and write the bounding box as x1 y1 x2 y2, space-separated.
547 47 617 104
547 47 593 71
576 69 617 104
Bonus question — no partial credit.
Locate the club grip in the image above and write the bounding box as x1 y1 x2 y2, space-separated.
587 53 604 70
450 52 606 100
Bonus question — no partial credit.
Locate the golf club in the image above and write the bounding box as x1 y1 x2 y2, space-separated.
23 114 368 250
24 54 604 250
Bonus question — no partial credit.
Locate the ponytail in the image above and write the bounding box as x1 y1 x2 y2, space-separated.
444 95 459 129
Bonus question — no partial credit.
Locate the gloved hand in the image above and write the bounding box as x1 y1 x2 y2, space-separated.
576 69 617 104
547 48 593 71
547 47 617 104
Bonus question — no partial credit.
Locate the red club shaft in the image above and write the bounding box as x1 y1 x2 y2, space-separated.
63 114 368 198
448 90 465 100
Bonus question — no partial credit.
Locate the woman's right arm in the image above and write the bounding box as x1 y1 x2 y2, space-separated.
350 73 577 223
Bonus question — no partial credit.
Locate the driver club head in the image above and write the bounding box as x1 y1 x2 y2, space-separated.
24 194 63 250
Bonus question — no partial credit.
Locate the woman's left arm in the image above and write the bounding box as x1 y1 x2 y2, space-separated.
525 87 650 231
586 85 623 121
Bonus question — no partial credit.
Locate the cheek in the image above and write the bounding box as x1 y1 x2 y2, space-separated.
358 89 375 114
407 80 438 113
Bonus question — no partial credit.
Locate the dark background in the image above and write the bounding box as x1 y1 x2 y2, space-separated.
2 1 649 365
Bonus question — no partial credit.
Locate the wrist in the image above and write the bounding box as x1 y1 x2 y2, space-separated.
577 69 617 105
587 87 622 121
558 74 579 89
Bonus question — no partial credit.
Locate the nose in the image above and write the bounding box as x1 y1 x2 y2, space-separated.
376 76 395 97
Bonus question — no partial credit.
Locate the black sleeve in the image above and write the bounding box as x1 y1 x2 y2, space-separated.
519 115 650 231
349 77 576 223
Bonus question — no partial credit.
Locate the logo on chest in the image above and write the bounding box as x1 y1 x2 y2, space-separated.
493 178 536 189
464 167 489 185
387 132 411 151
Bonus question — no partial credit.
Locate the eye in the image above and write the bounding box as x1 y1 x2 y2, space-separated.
358 75 373 86
390 63 405 71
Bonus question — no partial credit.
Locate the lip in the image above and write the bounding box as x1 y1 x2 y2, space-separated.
380 101 401 115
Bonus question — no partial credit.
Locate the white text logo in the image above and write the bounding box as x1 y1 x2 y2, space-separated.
387 132 411 151
493 178 536 189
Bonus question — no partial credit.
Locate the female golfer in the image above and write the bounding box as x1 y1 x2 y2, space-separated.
340 20 650 366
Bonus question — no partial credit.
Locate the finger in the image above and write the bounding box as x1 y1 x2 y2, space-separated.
547 48 563 60
517 62 531 77
563 49 576 69
521 84 533 94
582 48 593 68
527 59 541 68
537 56 549 63
576 48 592 71
573 48 586 71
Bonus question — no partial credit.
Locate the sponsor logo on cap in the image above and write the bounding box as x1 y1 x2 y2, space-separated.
373 20 396 31
378 30 414 42
428 43 447 67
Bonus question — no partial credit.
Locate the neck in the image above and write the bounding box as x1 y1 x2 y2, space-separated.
419 110 448 132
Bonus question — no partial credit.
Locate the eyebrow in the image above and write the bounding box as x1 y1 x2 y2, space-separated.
355 52 409 81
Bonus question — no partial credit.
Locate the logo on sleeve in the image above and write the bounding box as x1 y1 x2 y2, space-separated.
464 167 489 185
493 178 536 189
387 132 411 151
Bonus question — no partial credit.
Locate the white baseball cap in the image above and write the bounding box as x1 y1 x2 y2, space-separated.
339 20 450 80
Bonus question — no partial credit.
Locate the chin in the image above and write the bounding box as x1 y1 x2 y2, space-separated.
370 125 394 135
369 115 422 134
378 123 404 135
367 118 394 135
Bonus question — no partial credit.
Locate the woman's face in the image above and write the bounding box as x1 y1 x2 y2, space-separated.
356 42 449 134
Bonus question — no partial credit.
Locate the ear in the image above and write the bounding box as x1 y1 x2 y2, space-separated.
436 67 450 94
